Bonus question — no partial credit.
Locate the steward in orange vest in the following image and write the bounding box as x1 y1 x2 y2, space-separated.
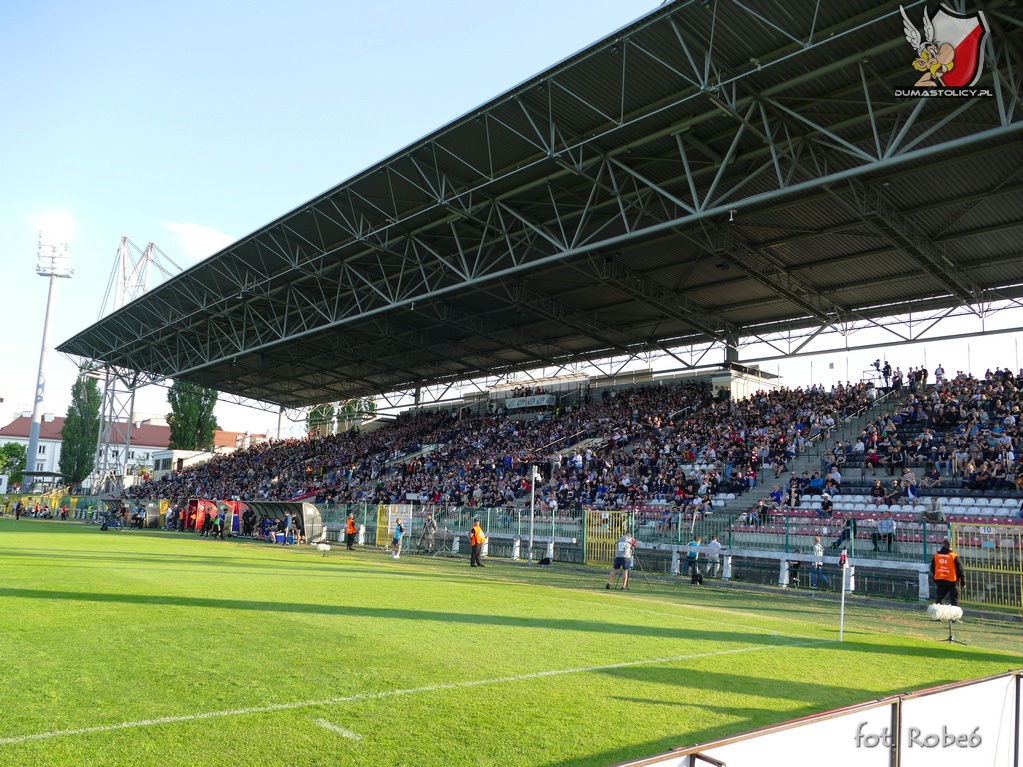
345 514 357 550
930 539 965 606
469 519 486 568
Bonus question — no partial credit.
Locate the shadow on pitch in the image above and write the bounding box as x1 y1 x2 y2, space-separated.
0 586 1019 663
0 586 794 642
0 546 389 578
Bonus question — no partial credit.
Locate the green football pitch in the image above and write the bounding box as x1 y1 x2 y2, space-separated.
1 518 1020 767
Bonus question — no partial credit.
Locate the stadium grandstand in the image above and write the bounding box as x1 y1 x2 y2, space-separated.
47 0 1023 596
53 0 1023 576
17 1 1022 762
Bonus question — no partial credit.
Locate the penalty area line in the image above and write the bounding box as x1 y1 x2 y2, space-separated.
0 639 832 746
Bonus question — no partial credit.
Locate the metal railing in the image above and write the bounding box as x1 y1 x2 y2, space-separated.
314 501 955 566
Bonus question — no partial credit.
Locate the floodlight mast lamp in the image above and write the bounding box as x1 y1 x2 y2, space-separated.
24 236 73 490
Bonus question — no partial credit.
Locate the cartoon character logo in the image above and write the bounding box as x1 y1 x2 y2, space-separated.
900 4 989 88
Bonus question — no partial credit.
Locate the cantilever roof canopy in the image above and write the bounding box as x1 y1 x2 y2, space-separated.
59 0 1023 408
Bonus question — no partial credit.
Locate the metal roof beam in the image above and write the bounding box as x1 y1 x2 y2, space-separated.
848 183 983 305
70 58 1014 368
584 255 732 343
67 118 1023 394
508 282 641 356
712 225 848 324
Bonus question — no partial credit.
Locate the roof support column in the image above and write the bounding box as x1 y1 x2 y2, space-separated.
725 329 741 364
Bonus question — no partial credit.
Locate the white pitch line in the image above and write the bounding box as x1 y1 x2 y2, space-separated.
314 718 361 740
0 639 832 746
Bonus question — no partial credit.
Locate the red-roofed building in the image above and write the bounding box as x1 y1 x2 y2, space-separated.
0 414 266 485
0 413 171 479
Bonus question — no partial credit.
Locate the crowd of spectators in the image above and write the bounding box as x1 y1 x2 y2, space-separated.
746 367 1023 531
836 367 1022 494
506 385 548 398
124 376 882 515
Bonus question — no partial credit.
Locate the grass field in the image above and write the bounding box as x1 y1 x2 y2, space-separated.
1 518 1020 767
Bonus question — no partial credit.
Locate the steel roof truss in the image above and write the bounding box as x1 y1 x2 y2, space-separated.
666 13 709 90
850 184 982 306
608 156 696 215
56 0 1023 406
490 100 548 155
208 91 1016 366
510 282 635 356
700 103 755 211
732 0 805 48
986 18 1021 126
587 256 729 344
433 300 565 365
713 226 846 324
496 200 567 252
790 322 833 356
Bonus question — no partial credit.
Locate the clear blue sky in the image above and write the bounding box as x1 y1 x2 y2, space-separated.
1 0 1018 438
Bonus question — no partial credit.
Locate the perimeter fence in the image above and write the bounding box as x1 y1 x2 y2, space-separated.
614 670 1021 767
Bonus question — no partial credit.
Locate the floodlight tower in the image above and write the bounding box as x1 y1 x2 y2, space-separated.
24 236 73 490
89 237 179 494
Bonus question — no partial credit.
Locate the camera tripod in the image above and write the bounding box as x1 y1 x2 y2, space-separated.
410 526 427 556
608 550 653 591
936 619 967 646
429 525 455 557
631 550 653 588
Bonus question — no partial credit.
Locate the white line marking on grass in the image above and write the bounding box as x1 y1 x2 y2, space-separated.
314 718 361 740
0 639 832 747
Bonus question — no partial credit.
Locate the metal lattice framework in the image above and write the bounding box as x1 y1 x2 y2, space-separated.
89 239 181 492
59 0 1023 408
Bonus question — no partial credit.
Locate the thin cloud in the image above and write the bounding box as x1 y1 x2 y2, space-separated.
163 221 234 262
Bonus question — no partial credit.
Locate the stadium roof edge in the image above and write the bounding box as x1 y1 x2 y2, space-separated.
58 0 1023 408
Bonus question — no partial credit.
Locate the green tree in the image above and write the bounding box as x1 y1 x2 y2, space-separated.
0 442 27 486
306 403 336 438
167 380 219 451
59 375 102 485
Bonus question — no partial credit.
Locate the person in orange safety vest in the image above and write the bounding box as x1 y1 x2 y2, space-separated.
469 519 486 568
345 513 357 550
930 538 965 606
